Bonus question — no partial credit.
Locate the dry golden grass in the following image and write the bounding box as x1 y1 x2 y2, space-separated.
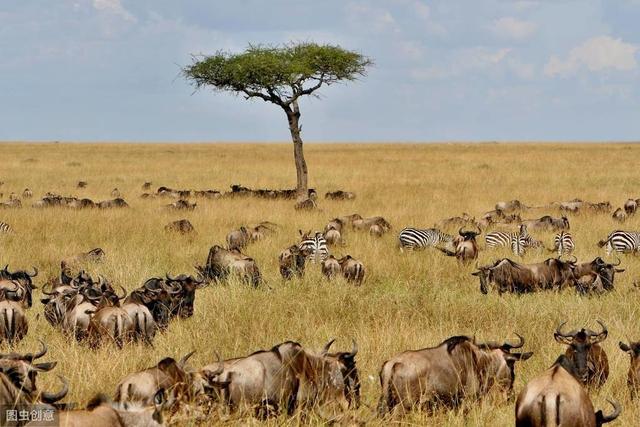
1 142 640 426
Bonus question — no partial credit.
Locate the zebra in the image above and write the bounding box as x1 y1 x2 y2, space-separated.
484 225 541 256
298 231 329 263
0 221 12 234
398 227 453 250
552 231 575 256
598 230 640 255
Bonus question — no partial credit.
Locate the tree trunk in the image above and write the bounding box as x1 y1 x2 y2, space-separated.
286 100 308 199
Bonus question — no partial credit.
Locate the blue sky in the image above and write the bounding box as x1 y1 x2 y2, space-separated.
1 0 639 142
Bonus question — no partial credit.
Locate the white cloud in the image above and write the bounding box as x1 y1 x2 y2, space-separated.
412 1 430 20
92 0 136 22
346 2 399 34
410 47 512 80
491 17 537 40
544 35 638 77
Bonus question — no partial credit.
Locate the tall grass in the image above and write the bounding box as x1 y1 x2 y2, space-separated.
0 142 639 425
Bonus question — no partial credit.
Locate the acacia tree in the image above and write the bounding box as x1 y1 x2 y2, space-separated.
183 43 371 199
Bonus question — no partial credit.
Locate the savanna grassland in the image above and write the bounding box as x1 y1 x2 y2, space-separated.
0 142 639 426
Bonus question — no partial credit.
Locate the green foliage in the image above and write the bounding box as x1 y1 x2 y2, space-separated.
183 43 372 105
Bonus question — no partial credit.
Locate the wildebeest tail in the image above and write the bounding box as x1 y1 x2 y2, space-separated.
597 234 612 247
377 362 398 416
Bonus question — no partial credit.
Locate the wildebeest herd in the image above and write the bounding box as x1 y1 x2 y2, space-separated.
2 188 640 426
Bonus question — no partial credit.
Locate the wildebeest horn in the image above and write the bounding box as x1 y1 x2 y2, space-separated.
568 255 577 264
587 320 608 343
612 256 621 266
554 321 578 339
208 351 224 376
16 339 48 361
28 266 38 277
458 227 464 236
40 375 69 403
117 285 127 300
504 333 525 350
41 282 56 296
597 399 622 424
179 350 196 367
163 282 182 294
166 273 178 282
348 339 358 358
2 265 9 274
321 338 336 355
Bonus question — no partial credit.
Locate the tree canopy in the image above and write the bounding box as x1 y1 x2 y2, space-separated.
183 43 372 107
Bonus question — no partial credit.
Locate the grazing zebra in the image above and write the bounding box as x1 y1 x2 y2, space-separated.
598 230 640 255
0 221 12 234
298 231 329 263
485 225 541 256
398 227 453 250
552 231 575 256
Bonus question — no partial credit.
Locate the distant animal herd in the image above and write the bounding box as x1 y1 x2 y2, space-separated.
1 180 640 425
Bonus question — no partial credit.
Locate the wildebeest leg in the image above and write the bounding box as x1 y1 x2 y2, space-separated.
255 399 278 419
286 378 299 416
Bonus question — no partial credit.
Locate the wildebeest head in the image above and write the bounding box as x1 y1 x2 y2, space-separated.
592 257 624 291
165 274 205 318
0 265 38 307
142 278 179 329
320 339 360 408
472 259 511 294
474 334 533 394
0 340 69 404
458 225 481 241
554 321 608 383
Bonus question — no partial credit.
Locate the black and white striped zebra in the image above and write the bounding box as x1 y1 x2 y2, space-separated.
598 230 640 255
298 231 329 263
398 227 453 250
552 231 575 256
0 221 12 234
485 225 540 256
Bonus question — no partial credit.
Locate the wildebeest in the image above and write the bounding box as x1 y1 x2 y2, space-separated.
572 257 623 294
114 351 204 407
436 213 477 230
515 355 620 427
166 199 196 211
377 334 532 415
77 181 88 188
22 188 33 199
437 227 481 263
522 215 570 231
111 188 121 198
62 248 105 266
612 207 627 222
200 339 359 417
98 198 129 209
0 198 21 209
554 321 609 387
323 228 342 245
472 257 577 294
624 198 639 215
165 219 195 234
196 245 261 287
121 291 157 345
321 255 341 279
325 191 356 200
294 198 317 210
495 199 528 213
0 284 28 344
338 255 365 285
278 245 306 280
164 274 207 318
142 182 152 190
0 265 38 308
0 341 69 410
87 286 133 348
352 216 392 235
619 340 640 399
54 390 170 427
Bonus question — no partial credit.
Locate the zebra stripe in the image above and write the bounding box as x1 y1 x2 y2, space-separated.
0 222 12 234
485 225 540 256
599 230 640 255
298 232 329 263
398 228 453 250
553 231 575 256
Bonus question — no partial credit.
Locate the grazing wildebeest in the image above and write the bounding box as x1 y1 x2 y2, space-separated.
0 341 69 410
338 255 365 285
436 213 477 230
572 257 623 294
522 215 570 231
495 199 528 213
554 321 609 387
294 198 317 210
227 222 275 250
352 216 392 235
166 199 196 211
63 248 105 266
325 191 356 200
77 181 88 188
437 227 480 263
619 340 640 399
472 257 577 294
98 198 129 209
377 334 532 415
196 246 261 287
278 245 306 280
515 355 620 427
53 390 170 427
165 219 195 234
612 207 627 222
114 352 204 407
22 188 33 199
624 198 639 215
321 255 341 279
324 227 342 245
